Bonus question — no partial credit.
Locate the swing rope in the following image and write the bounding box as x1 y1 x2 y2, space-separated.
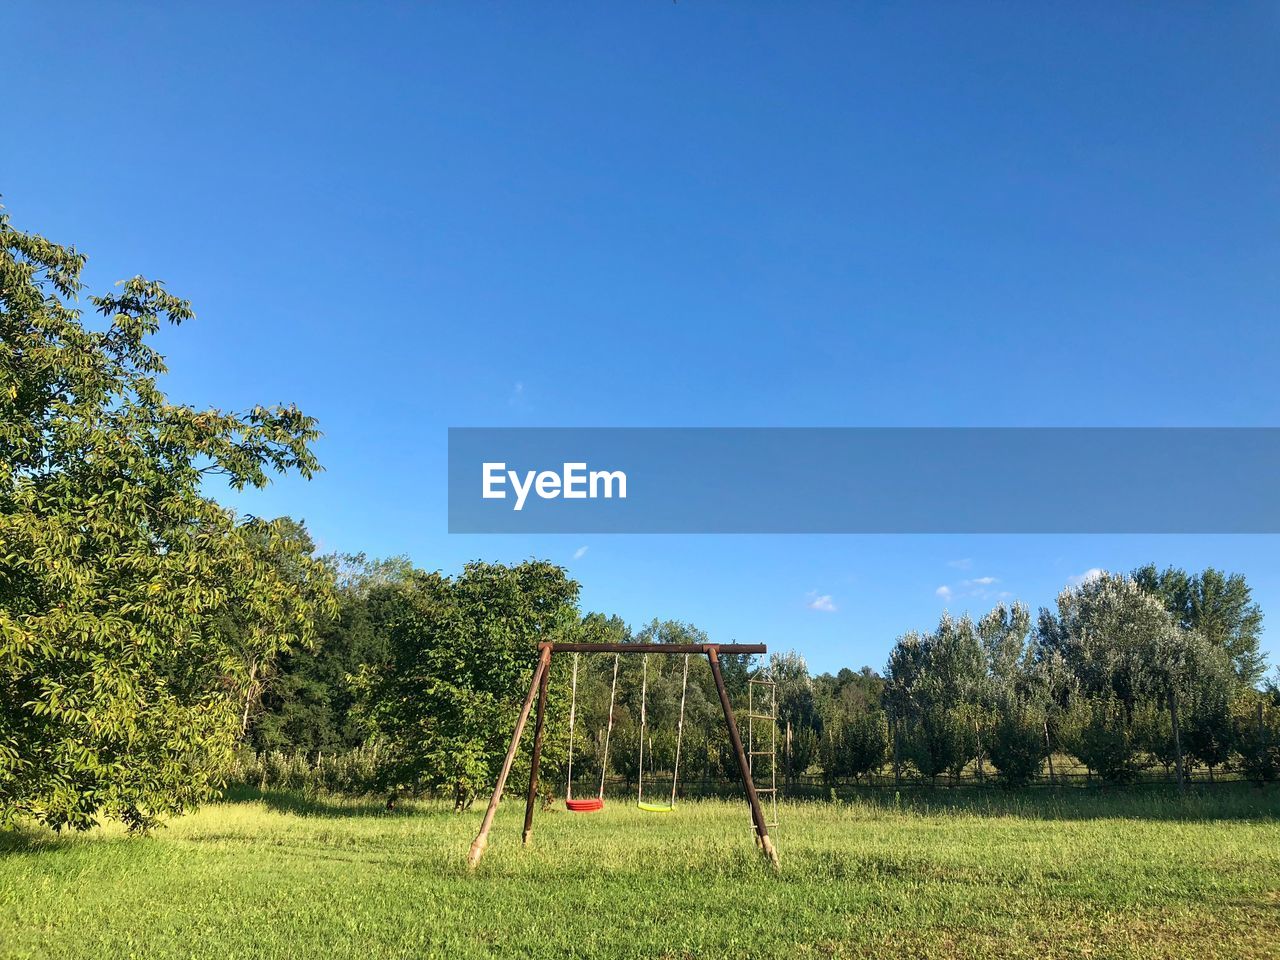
637 651 690 813
598 653 619 800
637 654 649 807
566 651 616 813
671 653 689 808
566 652 579 801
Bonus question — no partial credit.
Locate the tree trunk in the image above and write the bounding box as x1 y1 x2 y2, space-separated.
1044 719 1055 785
785 721 794 789
1170 687 1185 794
974 718 983 782
240 660 259 738
892 712 901 787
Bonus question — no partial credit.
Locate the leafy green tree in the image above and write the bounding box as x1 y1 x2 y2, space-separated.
216 517 338 740
883 631 928 783
1133 564 1266 685
1183 686 1235 782
0 209 324 830
769 650 817 784
1052 572 1219 791
1061 696 1148 784
353 560 579 810
815 667 887 783
902 700 975 787
979 602 1032 692
884 615 986 787
783 722 819 782
840 709 889 781
250 554 410 753
1232 692 1280 786
987 702 1048 788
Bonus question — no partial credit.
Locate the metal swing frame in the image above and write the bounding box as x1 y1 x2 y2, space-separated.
466 641 779 869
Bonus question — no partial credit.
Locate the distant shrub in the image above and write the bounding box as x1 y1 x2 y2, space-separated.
1234 700 1280 786
226 746 383 796
1062 698 1149 785
987 705 1047 788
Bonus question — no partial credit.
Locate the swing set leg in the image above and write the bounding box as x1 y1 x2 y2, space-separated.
707 648 780 870
522 661 551 845
467 646 551 870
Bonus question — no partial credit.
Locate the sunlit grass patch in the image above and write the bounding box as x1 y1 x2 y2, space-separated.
2 786 1279 959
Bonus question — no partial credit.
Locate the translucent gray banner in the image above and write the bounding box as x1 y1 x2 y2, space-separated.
447 428 1280 533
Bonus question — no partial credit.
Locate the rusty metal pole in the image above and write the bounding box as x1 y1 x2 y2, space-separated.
706 648 779 869
521 659 551 845
467 644 551 869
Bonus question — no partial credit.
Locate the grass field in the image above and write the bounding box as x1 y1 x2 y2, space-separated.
3 787 1280 959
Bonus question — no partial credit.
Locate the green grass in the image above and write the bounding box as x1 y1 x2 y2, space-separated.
3 786 1280 959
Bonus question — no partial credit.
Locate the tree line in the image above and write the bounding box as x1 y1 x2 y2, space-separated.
4 208 1278 832
239 554 1279 807
879 568 1273 791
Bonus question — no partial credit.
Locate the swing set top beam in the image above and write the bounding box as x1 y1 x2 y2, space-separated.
540 642 766 655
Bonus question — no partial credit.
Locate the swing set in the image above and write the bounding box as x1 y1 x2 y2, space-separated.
562 650 690 814
466 641 779 869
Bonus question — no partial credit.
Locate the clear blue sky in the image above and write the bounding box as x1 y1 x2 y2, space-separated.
5 3 1278 675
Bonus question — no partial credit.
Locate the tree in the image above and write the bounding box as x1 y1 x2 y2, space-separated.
902 700 976 787
1061 696 1147 785
1183 685 1235 782
816 667 887 783
840 709 889 781
1052 572 1215 791
250 553 409 753
1133 564 1265 685
987 702 1048 788
884 615 986 787
353 560 579 810
768 650 818 785
216 517 337 741
883 631 928 784
1 208 324 830
1234 692 1280 786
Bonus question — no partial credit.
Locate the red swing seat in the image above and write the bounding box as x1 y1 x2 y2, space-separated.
565 797 604 813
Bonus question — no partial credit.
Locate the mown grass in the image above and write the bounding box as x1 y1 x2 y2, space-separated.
3 786 1279 959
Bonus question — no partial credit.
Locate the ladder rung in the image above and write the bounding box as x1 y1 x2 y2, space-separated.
753 786 777 793
749 750 773 756
745 713 776 721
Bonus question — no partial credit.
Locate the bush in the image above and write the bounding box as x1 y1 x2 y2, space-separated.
823 711 889 782
988 705 1047 788
226 747 383 796
904 706 977 787
1234 700 1280 786
1062 698 1148 785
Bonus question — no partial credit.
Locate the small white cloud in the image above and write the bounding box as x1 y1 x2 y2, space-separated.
572 545 588 560
947 558 973 570
1069 567 1105 587
936 585 953 600
806 592 837 612
967 576 998 586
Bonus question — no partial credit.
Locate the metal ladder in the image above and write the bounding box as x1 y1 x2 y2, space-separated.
747 672 779 829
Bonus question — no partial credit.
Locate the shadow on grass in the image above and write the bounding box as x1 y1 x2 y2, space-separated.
0 824 68 854
224 783 476 824
223 785 455 820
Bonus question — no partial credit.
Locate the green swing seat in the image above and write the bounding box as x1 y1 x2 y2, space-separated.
634 653 689 816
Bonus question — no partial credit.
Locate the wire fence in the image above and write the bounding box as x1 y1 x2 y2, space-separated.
590 757 1276 800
